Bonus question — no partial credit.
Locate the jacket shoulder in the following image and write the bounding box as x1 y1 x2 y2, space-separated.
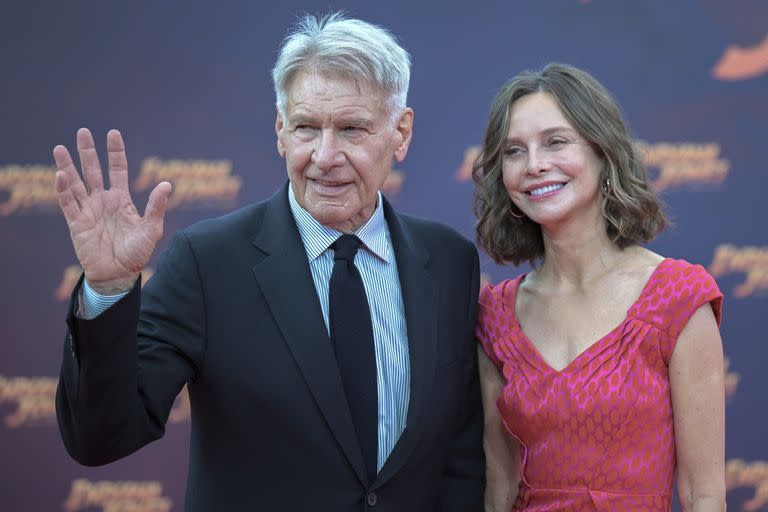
397 212 476 254
179 196 273 246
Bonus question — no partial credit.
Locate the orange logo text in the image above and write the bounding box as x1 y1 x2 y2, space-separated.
63 479 172 512
709 245 768 298
135 158 241 209
713 34 768 81
0 375 57 428
637 142 729 192
0 165 58 215
726 459 768 511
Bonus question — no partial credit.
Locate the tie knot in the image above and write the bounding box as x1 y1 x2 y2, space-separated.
331 234 362 263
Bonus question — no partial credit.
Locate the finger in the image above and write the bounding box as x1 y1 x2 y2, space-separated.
144 181 172 226
76 127 105 193
106 129 130 192
55 170 82 223
53 144 88 206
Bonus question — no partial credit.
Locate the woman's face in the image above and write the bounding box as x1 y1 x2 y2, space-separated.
501 91 604 231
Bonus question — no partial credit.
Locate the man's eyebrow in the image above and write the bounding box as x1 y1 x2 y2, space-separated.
286 114 374 127
341 117 374 129
287 114 318 125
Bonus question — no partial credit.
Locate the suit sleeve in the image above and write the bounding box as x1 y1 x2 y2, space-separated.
438 246 485 511
56 232 205 466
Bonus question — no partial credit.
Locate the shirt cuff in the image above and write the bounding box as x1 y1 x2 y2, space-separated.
78 278 130 319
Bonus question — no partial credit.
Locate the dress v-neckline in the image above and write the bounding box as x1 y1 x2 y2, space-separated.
509 258 670 374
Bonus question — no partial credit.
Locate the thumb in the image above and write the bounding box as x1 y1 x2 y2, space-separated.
144 181 172 225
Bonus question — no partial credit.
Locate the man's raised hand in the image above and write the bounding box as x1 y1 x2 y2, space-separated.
54 128 172 294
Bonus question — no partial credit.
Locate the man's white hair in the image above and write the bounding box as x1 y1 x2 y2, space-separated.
272 12 411 124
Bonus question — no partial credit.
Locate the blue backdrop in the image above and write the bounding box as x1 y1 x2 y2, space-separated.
1 1 766 510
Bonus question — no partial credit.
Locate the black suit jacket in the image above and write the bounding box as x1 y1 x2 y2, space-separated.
57 182 484 511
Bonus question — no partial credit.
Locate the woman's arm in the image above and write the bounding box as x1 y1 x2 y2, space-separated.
670 304 726 511
478 346 521 512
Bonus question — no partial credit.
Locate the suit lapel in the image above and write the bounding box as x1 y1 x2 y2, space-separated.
376 201 438 484
250 184 367 485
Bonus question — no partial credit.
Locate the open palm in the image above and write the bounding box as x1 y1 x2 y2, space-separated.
54 128 172 294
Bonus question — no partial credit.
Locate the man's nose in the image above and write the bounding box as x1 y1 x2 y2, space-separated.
312 130 345 170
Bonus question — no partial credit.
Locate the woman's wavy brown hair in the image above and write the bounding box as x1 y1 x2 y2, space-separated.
473 63 667 266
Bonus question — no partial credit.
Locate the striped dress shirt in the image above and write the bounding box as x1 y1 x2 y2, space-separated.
288 185 410 472
81 185 411 472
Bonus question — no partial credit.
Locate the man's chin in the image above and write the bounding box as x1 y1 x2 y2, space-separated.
307 202 378 233
307 204 354 227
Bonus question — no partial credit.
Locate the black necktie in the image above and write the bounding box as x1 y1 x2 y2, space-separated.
329 234 378 483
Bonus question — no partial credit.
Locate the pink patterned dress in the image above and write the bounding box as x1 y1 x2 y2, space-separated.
476 258 723 511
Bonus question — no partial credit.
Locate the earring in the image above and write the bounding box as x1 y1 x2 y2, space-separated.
601 177 612 195
508 203 524 219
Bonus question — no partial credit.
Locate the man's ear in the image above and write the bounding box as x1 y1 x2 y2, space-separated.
393 107 414 163
275 106 286 158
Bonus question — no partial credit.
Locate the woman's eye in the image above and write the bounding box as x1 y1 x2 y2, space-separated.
503 146 524 158
547 137 568 148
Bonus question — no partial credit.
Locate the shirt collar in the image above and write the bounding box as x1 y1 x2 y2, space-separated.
288 183 391 263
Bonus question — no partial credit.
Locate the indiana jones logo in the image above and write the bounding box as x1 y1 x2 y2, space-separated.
63 479 171 512
0 165 58 215
0 375 57 428
637 142 730 192
0 157 244 216
713 35 768 81
134 158 241 209
727 459 768 511
709 245 768 298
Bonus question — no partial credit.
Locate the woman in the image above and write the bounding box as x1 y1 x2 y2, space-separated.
473 63 725 511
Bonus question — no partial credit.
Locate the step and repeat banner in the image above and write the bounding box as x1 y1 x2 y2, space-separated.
1 1 766 510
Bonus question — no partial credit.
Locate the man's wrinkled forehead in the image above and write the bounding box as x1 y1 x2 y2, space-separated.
286 66 381 96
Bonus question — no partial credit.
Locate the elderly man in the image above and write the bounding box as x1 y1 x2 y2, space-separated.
54 13 483 511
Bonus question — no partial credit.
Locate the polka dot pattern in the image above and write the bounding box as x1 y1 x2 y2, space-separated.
477 258 723 511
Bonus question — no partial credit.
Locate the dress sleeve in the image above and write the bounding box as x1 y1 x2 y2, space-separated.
658 261 723 364
476 282 504 372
